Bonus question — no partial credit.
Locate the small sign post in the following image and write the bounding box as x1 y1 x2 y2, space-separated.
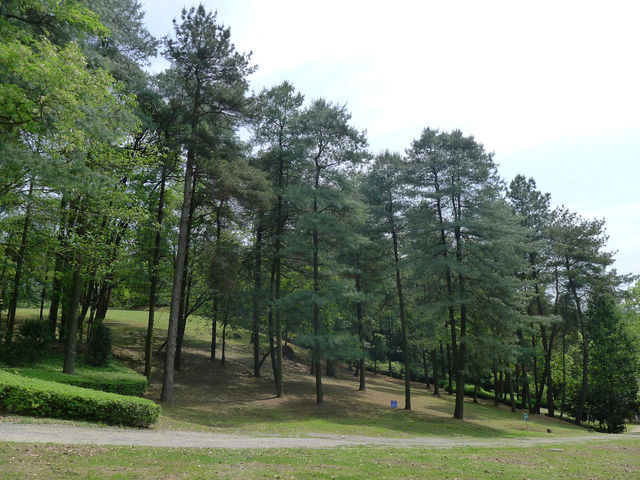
524 412 529 429
391 400 398 409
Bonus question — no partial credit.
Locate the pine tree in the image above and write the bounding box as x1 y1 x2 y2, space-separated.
160 5 253 402
406 128 523 419
295 99 366 404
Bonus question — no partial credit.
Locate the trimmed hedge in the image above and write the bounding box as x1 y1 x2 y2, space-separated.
9 355 147 396
16 368 147 396
0 370 160 427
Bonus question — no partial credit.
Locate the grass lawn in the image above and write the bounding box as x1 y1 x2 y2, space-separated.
6 308 640 479
9 307 603 439
0 439 639 479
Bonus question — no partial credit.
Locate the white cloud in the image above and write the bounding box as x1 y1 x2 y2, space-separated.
139 0 640 274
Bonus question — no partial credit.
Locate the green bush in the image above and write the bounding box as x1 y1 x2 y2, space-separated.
368 361 405 379
0 319 54 365
11 354 147 397
18 319 54 349
0 370 160 427
86 320 112 366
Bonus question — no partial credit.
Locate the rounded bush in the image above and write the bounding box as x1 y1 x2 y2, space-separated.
86 320 112 366
0 319 53 365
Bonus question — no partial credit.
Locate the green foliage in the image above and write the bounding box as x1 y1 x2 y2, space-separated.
585 293 638 432
7 353 147 396
436 380 495 400
295 334 362 362
0 370 159 427
0 319 53 365
365 361 405 380
86 320 112 366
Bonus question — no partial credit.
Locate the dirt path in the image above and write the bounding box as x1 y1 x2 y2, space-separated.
0 422 633 449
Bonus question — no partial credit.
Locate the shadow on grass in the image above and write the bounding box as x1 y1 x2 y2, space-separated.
100 314 586 439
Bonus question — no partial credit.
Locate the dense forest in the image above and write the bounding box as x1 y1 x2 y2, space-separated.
1 1 638 433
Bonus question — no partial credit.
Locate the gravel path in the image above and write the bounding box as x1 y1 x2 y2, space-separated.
0 423 633 449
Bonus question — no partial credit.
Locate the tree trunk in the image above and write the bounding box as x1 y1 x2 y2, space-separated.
356 273 365 391
517 329 531 410
266 260 279 390
175 178 196 371
568 276 588 425
48 197 68 334
92 279 113 320
521 362 531 410
423 350 430 389
431 350 440 396
544 325 558 417
251 226 263 377
390 221 410 411
312 168 323 404
445 342 453 395
174 271 192 370
531 331 540 414
0 262 8 328
325 359 335 377
5 178 33 342
561 326 566 418
507 370 517 412
452 223 467 419
274 255 283 396
387 320 392 376
93 219 128 323
77 279 94 343
221 305 229 367
86 302 96 344
145 158 167 383
62 262 83 374
38 264 47 321
161 137 196 403
211 295 218 360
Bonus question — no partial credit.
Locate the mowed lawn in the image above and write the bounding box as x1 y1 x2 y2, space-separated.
0 440 639 479
5 308 640 479
9 308 611 439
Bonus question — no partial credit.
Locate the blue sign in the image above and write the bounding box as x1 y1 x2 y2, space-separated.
524 413 529 422
391 400 398 408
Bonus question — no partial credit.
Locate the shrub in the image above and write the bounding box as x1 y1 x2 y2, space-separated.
0 319 54 365
18 319 54 349
9 354 147 396
17 367 147 396
0 370 160 427
86 320 111 366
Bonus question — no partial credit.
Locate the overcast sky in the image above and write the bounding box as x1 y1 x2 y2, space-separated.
140 0 640 276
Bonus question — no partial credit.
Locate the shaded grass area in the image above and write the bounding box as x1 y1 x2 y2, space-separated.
0 439 638 479
12 308 590 439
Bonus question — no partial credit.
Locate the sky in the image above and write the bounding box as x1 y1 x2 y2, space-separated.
140 0 640 277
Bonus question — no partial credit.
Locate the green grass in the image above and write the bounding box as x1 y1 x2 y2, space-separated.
5 352 147 396
0 439 638 479
7 308 604 439
7 307 639 478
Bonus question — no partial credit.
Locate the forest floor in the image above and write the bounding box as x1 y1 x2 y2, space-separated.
106 309 596 438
